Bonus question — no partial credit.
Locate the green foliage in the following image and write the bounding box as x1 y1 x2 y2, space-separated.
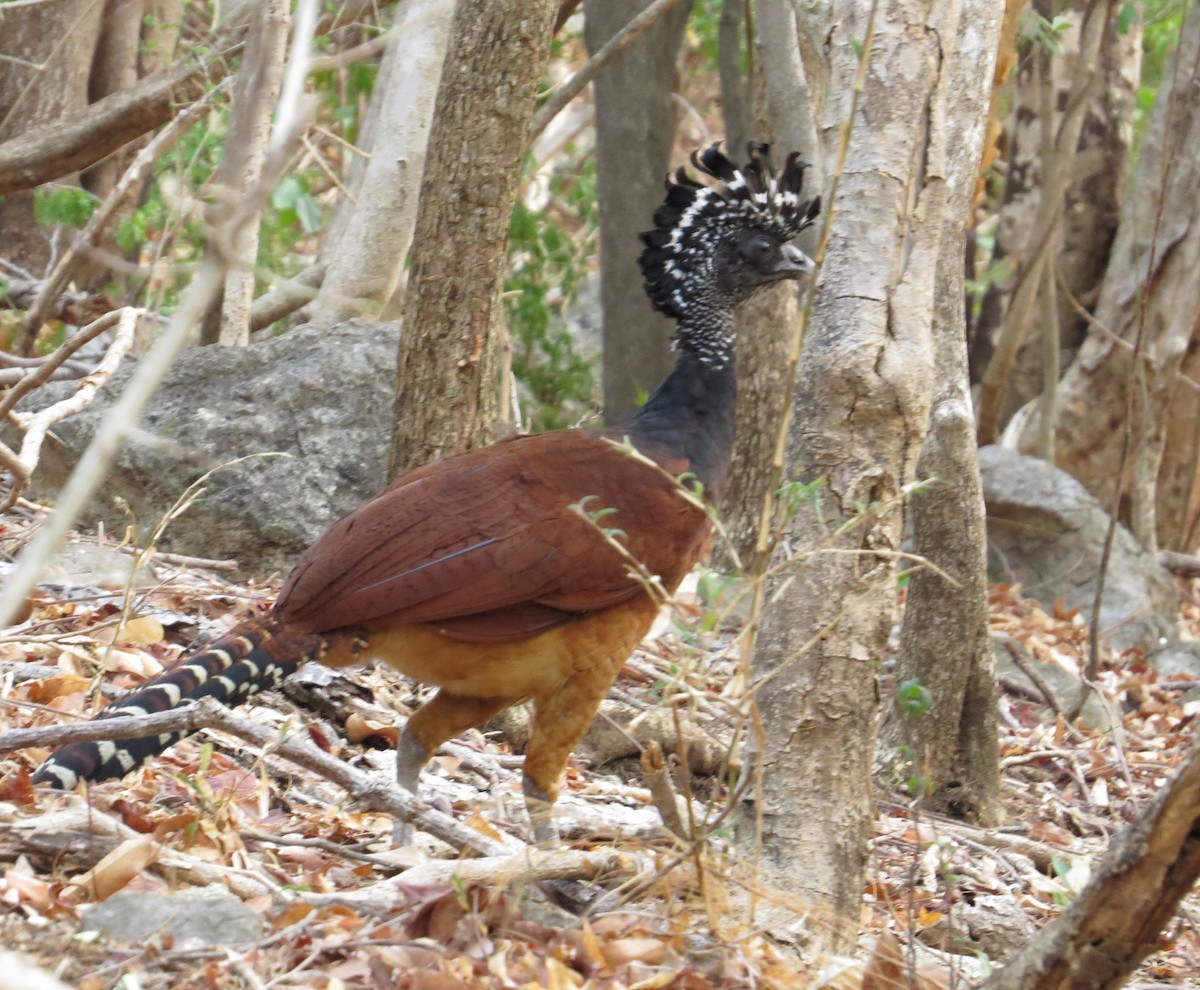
1028 12 1075 53
1137 0 1188 133
898 678 934 719
777 477 827 532
33 186 100 229
271 175 323 234
689 0 723 69
896 743 933 798
505 155 599 432
1117 2 1137 35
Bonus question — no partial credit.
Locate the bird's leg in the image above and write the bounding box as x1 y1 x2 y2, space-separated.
393 730 430 845
524 658 626 844
392 688 518 844
522 776 558 844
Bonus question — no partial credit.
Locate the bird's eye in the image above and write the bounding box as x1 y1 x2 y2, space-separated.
740 235 775 264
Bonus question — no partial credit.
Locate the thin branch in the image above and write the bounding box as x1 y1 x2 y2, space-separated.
0 0 392 197
0 698 518 856
4 307 140 508
16 79 234 350
0 100 316 629
529 0 690 140
0 309 123 421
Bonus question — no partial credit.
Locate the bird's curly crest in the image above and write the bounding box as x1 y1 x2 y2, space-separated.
638 142 820 320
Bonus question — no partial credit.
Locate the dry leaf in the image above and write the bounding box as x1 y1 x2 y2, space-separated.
115 615 165 646
346 712 400 748
600 937 669 968
0 767 36 806
62 835 161 902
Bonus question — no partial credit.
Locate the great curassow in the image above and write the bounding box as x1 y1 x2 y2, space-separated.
32 143 820 841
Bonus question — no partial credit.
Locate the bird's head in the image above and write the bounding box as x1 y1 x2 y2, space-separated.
638 143 820 326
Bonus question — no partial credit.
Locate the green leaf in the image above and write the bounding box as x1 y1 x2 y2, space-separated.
898 678 933 718
33 186 99 229
295 191 323 233
1117 2 1135 34
117 209 149 254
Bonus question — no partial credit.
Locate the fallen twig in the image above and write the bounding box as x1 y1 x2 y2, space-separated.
1 697 520 857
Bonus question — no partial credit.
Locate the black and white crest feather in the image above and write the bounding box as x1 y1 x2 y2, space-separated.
638 142 820 320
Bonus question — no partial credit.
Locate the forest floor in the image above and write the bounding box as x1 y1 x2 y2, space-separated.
1 513 1198 989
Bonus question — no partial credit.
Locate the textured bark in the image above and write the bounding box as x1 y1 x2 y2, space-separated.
388 0 557 475
310 0 455 325
217 0 289 347
717 0 748 158
721 284 795 568
1036 6 1200 552
0 0 104 277
982 738 1200 990
973 2 1137 436
85 0 147 201
879 0 1003 827
741 0 1000 947
976 2 1115 444
719 0 821 568
585 0 694 422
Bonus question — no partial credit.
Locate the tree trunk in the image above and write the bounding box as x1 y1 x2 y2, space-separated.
740 0 999 947
982 737 1200 990
976 2 1115 445
882 283 1001 823
1035 5 1200 553
878 0 1003 827
970 2 1138 434
388 0 557 475
719 0 822 569
308 0 455 325
584 0 694 423
0 0 103 282
216 0 289 347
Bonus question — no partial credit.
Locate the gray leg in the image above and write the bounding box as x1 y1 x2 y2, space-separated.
523 774 558 844
393 728 430 844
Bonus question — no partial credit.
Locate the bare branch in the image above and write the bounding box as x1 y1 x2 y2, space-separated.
529 0 690 140
3 308 140 507
0 0 393 197
982 739 1200 990
0 70 317 628
16 78 234 348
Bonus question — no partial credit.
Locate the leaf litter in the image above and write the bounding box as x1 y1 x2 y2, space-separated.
2 520 1199 988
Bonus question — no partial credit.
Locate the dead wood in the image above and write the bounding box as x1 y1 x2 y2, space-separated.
0 696 519 858
982 738 1200 990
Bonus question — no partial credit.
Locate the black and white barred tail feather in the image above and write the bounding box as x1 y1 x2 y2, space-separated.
32 620 320 789
638 141 820 320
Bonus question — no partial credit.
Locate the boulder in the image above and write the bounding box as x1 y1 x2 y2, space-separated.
978 445 1178 653
25 322 397 576
81 887 263 948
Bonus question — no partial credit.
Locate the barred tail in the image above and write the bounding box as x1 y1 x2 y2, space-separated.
32 620 322 789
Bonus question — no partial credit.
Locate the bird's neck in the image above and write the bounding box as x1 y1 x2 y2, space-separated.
623 310 739 502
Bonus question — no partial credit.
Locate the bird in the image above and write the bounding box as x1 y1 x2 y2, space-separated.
32 143 820 842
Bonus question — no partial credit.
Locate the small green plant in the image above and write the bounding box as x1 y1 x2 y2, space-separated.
505 152 599 431
896 743 933 797
34 186 100 229
898 677 934 719
777 477 827 532
1029 12 1074 53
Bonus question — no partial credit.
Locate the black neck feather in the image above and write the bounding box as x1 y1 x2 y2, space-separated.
622 346 738 503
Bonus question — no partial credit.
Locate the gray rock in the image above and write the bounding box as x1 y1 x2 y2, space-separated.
80 887 263 948
1146 640 1200 681
993 634 1116 733
25 322 397 576
979 446 1178 653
